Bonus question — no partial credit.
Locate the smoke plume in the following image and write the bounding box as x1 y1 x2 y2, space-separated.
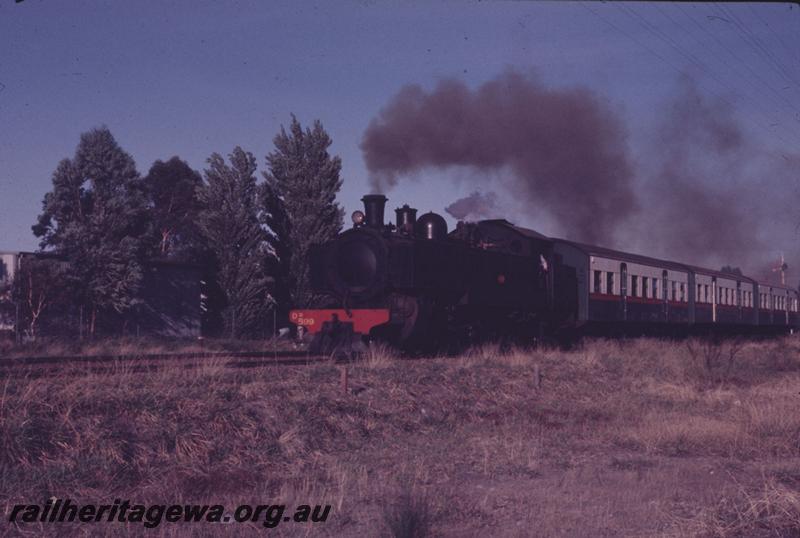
361 70 637 244
362 71 800 284
638 75 799 283
445 191 498 220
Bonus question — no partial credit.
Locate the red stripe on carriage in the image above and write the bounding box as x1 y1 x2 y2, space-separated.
289 309 390 334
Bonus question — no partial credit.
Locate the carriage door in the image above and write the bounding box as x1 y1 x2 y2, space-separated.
711 277 717 323
661 270 668 322
736 281 742 323
620 263 628 322
785 291 789 325
769 288 774 324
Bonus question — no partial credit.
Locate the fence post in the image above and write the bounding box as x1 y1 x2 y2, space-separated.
340 366 349 393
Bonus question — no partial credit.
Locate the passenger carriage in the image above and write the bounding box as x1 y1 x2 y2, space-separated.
552 239 798 334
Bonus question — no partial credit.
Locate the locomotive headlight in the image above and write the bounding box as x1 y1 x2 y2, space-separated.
351 210 365 226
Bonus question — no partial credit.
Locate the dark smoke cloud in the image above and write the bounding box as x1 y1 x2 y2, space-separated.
445 191 498 220
361 70 637 244
639 75 798 283
363 71 800 285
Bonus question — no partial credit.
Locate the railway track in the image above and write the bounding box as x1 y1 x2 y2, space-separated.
0 349 341 378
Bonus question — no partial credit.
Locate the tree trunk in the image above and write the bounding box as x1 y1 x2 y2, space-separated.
161 229 171 254
90 307 97 339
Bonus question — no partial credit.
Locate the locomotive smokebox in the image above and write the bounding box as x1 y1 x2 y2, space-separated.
416 212 448 240
395 204 417 235
362 194 387 229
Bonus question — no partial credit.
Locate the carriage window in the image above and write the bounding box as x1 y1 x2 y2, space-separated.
671 281 677 301
705 285 710 303
652 279 658 299
631 275 638 297
620 263 627 296
642 277 649 298
680 283 685 302
606 272 614 295
593 270 602 294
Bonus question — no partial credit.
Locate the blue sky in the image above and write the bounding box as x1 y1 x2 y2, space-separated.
2 1 799 272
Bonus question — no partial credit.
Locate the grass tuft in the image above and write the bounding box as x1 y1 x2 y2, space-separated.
383 488 432 538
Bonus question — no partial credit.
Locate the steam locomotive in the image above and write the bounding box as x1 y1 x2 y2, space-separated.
289 194 799 352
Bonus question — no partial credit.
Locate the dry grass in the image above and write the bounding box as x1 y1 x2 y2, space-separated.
0 336 301 359
1 336 799 536
672 477 800 537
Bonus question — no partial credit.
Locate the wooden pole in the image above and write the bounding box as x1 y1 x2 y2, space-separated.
533 364 541 388
340 366 349 394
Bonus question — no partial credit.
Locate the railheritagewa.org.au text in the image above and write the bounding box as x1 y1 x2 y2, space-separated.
8 499 331 529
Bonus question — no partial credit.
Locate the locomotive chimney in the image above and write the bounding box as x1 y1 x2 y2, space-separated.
395 204 417 235
361 194 387 228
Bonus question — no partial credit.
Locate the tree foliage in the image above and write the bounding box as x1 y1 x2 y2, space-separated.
143 156 204 259
197 147 274 338
262 115 344 309
32 127 149 335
